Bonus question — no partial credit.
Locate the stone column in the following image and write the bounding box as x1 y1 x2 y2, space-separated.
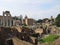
3 12 5 27
13 20 16 26
1 20 2 26
12 20 13 26
10 20 12 27
7 20 8 27
3 17 4 27
1 19 3 26
3 19 5 27
13 20 14 26
0 19 1 26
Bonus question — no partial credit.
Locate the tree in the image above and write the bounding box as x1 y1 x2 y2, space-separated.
43 18 49 22
36 19 42 23
55 14 60 27
13 16 20 20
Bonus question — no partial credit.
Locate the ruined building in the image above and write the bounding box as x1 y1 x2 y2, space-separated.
0 11 36 27
0 11 16 27
23 15 35 26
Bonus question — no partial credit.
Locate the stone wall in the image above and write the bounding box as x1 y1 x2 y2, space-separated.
0 27 38 45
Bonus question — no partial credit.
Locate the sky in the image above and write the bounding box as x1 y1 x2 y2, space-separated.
0 0 60 20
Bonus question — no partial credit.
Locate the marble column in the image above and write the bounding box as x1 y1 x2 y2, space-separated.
3 12 5 27
0 19 1 26
3 19 5 27
7 20 8 27
10 20 12 27
11 20 13 26
13 20 16 26
1 20 2 26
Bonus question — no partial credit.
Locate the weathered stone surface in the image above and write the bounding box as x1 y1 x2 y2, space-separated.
12 37 33 45
0 27 37 45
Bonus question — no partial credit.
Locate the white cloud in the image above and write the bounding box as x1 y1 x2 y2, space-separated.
23 4 60 19
0 0 60 19
0 0 54 4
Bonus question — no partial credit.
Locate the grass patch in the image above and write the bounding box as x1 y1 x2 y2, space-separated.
39 34 59 44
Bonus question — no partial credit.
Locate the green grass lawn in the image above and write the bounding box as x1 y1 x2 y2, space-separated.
39 34 59 44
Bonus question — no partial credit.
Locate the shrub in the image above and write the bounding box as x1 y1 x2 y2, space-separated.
39 34 59 44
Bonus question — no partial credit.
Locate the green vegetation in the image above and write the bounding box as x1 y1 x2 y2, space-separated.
13 16 20 20
39 34 59 44
23 23 27 26
55 14 60 27
31 33 39 37
36 19 43 23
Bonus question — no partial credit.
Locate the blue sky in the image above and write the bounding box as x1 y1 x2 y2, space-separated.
0 0 60 19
